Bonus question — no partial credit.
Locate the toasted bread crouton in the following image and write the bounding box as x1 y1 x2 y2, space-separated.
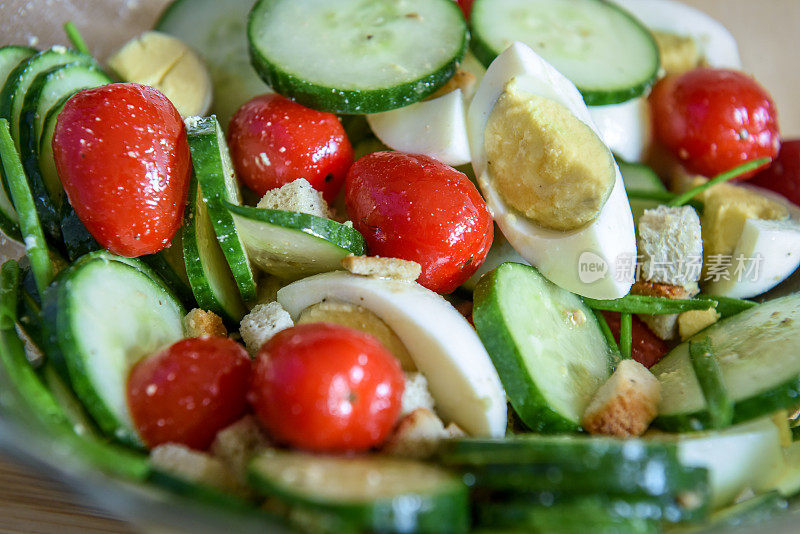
445 422 467 439
401 372 436 416
678 308 721 341
257 178 330 218
632 281 700 341
383 408 449 459
639 313 680 341
582 359 661 437
341 255 421 281
183 308 227 338
239 301 293 355
211 415 270 481
150 443 239 493
637 205 703 286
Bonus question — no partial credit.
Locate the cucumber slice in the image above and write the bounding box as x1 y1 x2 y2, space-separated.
156 0 271 127
225 203 366 280
247 0 468 113
472 262 614 432
185 115 256 302
469 0 659 105
248 450 469 533
652 295 800 431
776 440 800 497
51 255 185 446
140 243 196 309
38 94 70 218
182 175 246 323
19 63 110 239
0 47 36 87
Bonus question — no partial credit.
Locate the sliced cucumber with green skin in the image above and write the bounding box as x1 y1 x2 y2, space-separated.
59 203 101 261
652 295 800 431
0 47 92 150
472 262 614 432
776 440 800 497
38 93 70 217
247 0 468 113
185 115 256 302
156 0 270 127
0 46 36 86
51 255 185 447
140 243 196 309
19 63 110 239
149 469 256 511
183 175 246 323
248 450 469 533
470 0 659 105
225 203 366 280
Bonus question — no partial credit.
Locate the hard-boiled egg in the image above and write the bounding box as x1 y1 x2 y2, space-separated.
610 0 742 70
468 42 636 300
588 96 651 163
277 271 507 438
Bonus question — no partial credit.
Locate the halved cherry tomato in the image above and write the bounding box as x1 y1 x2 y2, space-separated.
249 322 404 453
749 139 800 206
53 83 190 257
650 68 779 179
601 311 670 369
227 94 353 203
127 336 251 450
345 152 493 294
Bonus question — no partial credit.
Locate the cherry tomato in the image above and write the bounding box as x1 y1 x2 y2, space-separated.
227 94 353 203
455 0 473 19
53 83 190 257
749 139 800 206
127 336 251 450
249 322 404 453
650 68 779 179
601 311 669 369
345 152 493 294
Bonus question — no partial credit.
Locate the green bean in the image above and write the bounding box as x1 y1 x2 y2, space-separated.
668 157 771 208
689 337 733 429
583 294 718 315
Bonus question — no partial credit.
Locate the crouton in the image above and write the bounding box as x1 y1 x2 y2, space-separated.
582 359 661 437
257 178 330 218
183 308 227 338
297 300 417 371
678 308 721 341
150 443 239 493
401 372 436 416
383 408 449 459
341 255 421 281
637 205 703 287
652 31 700 76
632 281 699 341
445 422 467 438
211 415 270 482
639 313 680 341
239 301 293 355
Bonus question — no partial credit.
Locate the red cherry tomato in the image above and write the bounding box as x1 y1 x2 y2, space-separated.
227 94 353 203
345 152 493 294
455 0 473 19
650 68 779 179
749 139 800 206
53 83 190 257
249 322 404 453
127 336 251 450
601 311 669 369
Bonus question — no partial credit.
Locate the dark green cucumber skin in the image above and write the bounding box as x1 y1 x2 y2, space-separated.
140 250 196 309
247 467 470 534
472 264 581 433
468 0 659 106
225 202 367 256
149 470 257 511
60 203 102 261
247 0 468 114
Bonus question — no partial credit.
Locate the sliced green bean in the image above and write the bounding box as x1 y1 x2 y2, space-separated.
697 294 756 318
63 21 90 55
583 294 718 315
619 312 632 360
689 337 733 429
668 158 771 207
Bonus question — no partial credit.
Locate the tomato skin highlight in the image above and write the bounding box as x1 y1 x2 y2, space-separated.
249 322 405 453
601 311 670 369
650 68 780 179
53 83 190 257
345 152 494 294
127 336 252 450
227 94 353 203
749 139 800 207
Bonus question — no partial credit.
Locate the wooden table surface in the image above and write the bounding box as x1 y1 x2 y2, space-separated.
1 0 798 532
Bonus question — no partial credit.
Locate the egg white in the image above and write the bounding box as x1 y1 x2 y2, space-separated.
589 97 651 163
468 42 636 300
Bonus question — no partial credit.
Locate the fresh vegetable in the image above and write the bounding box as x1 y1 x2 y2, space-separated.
688 337 734 429
127 336 251 450
584 294 718 315
455 0 473 19
247 0 468 113
650 68 780 179
473 262 614 432
667 157 771 207
53 83 191 257
749 139 800 206
277 271 508 438
346 151 493 294
250 322 405 453
469 0 659 105
600 311 669 369
227 94 352 203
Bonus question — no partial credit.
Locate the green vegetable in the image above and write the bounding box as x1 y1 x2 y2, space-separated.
583 294 718 315
668 157 771 207
620 312 632 359
689 337 734 429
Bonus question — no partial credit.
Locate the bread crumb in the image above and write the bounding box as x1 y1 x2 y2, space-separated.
239 302 293 355
401 372 435 416
678 308 721 341
211 416 270 483
383 408 449 459
183 308 227 338
150 443 239 493
257 178 330 218
341 255 421 281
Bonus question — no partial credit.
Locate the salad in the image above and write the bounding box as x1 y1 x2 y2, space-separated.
1 0 800 532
